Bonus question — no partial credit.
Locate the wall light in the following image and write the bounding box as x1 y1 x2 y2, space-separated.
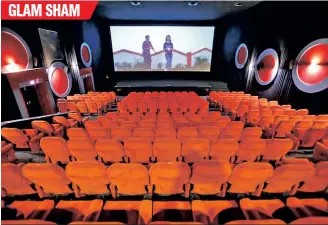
234 2 243 7
188 1 199 6
4 58 21 72
30 80 35 85
308 57 320 74
131 1 141 6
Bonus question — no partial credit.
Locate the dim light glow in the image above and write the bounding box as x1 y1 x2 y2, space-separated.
30 80 35 85
308 57 320 74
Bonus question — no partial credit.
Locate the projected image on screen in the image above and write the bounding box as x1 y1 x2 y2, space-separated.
110 26 215 72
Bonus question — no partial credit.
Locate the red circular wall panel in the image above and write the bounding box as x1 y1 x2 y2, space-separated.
235 43 248 69
1 28 31 73
255 48 279 85
293 39 328 93
48 62 72 97
80 42 92 67
51 68 69 95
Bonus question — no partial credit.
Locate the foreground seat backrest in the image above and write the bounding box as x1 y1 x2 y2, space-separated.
67 139 98 161
22 163 73 198
124 138 153 163
153 138 181 162
210 139 239 163
107 163 149 198
149 162 191 197
1 128 42 151
95 139 124 163
65 161 110 198
298 161 328 193
181 138 210 163
1 163 36 197
40 137 72 164
190 160 232 197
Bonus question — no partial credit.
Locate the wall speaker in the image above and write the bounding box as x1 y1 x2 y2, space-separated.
255 48 279 85
235 43 248 69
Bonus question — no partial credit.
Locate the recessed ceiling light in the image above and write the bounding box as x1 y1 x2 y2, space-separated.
131 1 141 6
188 1 199 7
234 2 243 7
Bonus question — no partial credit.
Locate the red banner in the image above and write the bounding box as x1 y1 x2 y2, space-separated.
1 1 98 20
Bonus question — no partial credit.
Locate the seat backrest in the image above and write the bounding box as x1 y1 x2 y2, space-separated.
227 121 244 130
22 163 72 196
1 163 36 196
228 162 273 194
210 139 239 162
155 128 176 139
67 139 98 161
87 128 111 142
153 138 181 162
1 128 29 148
95 139 124 163
302 115 316 121
68 113 83 122
181 138 210 163
190 160 232 195
120 121 138 129
236 139 266 163
149 162 190 195
262 139 293 161
274 120 295 137
265 163 315 193
107 163 149 195
239 127 262 141
317 114 328 121
31 121 54 136
272 109 285 117
124 138 152 163
284 109 297 117
67 128 90 140
225 219 286 224
289 116 303 124
40 137 71 164
111 127 133 142
301 127 328 147
53 116 70 128
177 127 198 141
246 110 260 122
66 161 110 195
198 126 220 139
219 128 242 141
295 109 309 116
57 101 68 112
272 115 289 127
76 102 89 113
84 121 102 130
133 128 155 140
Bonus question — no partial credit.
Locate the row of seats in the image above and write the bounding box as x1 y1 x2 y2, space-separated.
58 91 117 114
3 198 328 224
119 91 209 113
40 136 295 164
2 161 328 199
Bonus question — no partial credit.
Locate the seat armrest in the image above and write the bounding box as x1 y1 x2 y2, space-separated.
314 141 328 161
29 133 44 152
139 200 153 224
53 126 64 137
1 143 13 155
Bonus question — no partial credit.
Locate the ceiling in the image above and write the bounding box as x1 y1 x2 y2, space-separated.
95 1 261 21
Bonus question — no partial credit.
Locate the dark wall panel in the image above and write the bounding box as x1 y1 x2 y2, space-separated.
216 2 328 114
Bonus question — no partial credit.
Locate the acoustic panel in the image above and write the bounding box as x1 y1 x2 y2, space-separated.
235 43 248 69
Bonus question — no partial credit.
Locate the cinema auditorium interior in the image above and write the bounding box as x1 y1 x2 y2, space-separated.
1 1 328 224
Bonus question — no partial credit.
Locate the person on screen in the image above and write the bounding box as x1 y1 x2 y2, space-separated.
163 35 173 70
142 35 155 70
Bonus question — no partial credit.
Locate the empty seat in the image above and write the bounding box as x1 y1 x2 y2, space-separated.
219 128 242 141
263 163 315 195
284 109 297 117
261 139 293 162
303 115 316 121
177 127 198 141
317 114 328 121
53 116 78 130
133 128 155 141
111 128 133 142
40 137 72 164
190 160 232 197
298 161 328 193
243 110 260 125
97 116 120 129
124 138 153 163
295 109 309 116
239 127 262 141
153 138 181 162
1 142 15 163
1 128 43 152
31 121 64 137
155 128 176 139
22 163 73 198
87 128 111 142
225 219 286 224
5 200 54 220
1 163 37 197
227 162 273 196
264 120 295 138
49 200 104 224
67 128 90 140
226 121 244 130
67 139 98 161
149 162 191 197
95 140 124 163
236 139 266 163
210 139 239 163
198 126 220 142
107 163 149 198
65 161 110 198
257 116 275 130
76 102 89 114
192 200 243 224
68 113 88 126
84 121 102 130
286 197 328 219
313 136 328 161
139 120 156 128
181 139 210 163
120 121 138 129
